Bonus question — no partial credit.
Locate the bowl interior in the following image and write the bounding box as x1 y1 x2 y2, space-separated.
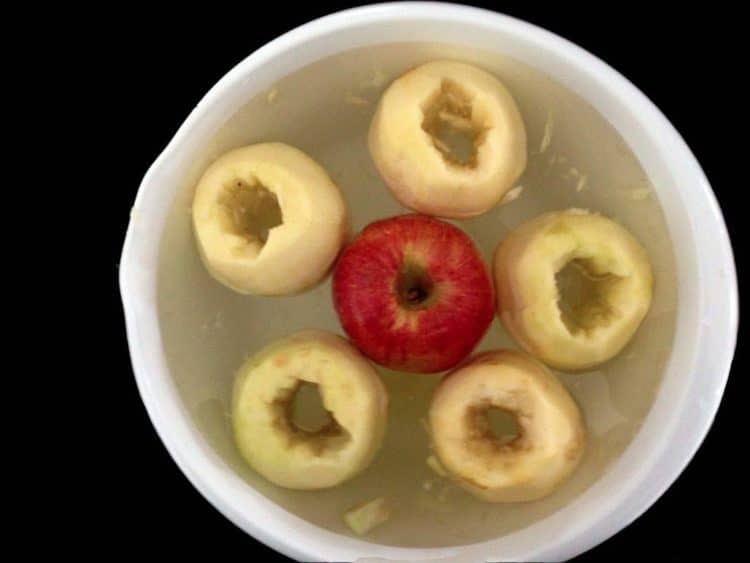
155 41 677 547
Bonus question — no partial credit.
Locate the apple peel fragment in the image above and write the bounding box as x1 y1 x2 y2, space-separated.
344 497 391 536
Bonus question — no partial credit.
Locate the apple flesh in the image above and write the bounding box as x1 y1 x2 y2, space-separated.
333 214 495 373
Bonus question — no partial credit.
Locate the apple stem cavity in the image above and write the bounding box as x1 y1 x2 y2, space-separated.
406 287 428 304
396 262 435 309
220 179 283 245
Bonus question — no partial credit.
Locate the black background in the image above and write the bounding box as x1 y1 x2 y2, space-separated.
106 2 743 560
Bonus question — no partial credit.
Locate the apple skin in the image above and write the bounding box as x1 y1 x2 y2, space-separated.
333 214 495 373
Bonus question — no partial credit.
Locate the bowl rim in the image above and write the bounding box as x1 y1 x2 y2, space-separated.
120 2 738 561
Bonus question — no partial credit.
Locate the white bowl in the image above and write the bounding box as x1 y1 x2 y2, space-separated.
120 3 738 561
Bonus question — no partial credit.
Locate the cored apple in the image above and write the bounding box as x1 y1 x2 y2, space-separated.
192 143 348 295
333 214 495 373
369 61 527 219
493 209 653 371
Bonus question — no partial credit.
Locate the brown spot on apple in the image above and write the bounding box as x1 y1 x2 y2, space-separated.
274 355 290 368
566 426 586 461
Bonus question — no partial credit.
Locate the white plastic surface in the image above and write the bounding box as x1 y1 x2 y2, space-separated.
120 3 737 561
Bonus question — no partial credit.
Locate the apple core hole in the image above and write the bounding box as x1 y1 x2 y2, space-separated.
555 259 624 335
220 179 283 245
467 403 523 450
485 407 521 446
289 381 335 434
421 79 486 168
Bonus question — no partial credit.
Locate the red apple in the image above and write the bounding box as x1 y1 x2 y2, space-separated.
333 214 495 373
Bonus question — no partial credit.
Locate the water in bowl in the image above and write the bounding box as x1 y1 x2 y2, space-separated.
157 42 677 547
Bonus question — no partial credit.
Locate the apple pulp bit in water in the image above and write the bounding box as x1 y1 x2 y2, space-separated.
157 43 677 547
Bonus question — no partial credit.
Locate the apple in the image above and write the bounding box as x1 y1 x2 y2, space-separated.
493 209 653 371
428 349 585 502
369 60 527 219
192 143 348 295
232 330 388 490
333 214 495 373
